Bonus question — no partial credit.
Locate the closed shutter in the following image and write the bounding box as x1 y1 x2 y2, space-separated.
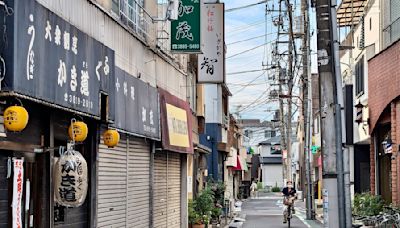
127 136 150 228
167 152 181 228
97 136 127 228
154 152 167 228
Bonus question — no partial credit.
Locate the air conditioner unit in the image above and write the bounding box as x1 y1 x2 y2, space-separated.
167 0 179 21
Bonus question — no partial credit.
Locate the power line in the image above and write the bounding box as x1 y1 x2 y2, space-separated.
225 0 269 12
227 41 271 59
227 34 274 45
227 69 266 75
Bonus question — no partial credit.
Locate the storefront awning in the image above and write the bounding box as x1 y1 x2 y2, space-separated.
231 156 248 171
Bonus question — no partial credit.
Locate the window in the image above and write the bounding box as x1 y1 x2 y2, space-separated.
370 17 372 31
355 56 364 96
271 130 276 137
383 0 400 47
114 0 149 40
264 130 271 138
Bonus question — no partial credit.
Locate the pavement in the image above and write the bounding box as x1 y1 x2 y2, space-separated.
228 193 323 228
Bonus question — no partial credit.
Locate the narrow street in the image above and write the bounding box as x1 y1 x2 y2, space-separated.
237 193 322 228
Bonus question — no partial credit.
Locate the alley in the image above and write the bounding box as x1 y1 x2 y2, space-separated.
238 193 322 228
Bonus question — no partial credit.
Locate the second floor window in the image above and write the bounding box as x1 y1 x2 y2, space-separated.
355 56 364 96
113 0 148 40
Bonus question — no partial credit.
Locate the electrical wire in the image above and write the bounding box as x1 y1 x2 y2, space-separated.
227 33 274 46
225 0 269 12
227 41 273 59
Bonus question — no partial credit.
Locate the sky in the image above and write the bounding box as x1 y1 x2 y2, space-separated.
223 0 318 121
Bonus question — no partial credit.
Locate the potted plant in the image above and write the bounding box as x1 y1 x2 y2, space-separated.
189 188 214 228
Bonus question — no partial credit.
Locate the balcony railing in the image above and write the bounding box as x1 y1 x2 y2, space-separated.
118 0 153 42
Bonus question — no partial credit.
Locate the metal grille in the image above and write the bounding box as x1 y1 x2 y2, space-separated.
118 0 152 41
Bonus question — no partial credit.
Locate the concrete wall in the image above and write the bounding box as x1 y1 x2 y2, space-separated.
204 84 222 124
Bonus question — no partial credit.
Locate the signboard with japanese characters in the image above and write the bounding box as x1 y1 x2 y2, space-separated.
5 1 115 117
54 150 88 207
113 68 160 140
159 88 193 154
12 159 23 228
171 0 201 53
198 3 224 83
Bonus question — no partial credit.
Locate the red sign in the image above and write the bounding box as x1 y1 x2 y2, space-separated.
12 159 24 228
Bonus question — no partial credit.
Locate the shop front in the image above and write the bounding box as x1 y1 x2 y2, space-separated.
97 67 160 227
157 88 193 228
0 1 115 226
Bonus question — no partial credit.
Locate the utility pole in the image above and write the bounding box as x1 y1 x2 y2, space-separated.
285 0 294 182
315 0 348 227
302 0 315 220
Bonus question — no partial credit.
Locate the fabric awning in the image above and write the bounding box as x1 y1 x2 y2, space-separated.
231 156 248 171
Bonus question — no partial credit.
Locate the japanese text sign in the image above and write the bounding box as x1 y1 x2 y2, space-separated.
4 1 115 117
159 88 193 153
54 150 88 207
198 3 224 83
171 0 201 52
12 159 23 228
113 68 160 139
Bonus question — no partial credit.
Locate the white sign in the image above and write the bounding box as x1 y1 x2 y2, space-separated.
187 176 193 193
12 159 24 228
198 3 224 83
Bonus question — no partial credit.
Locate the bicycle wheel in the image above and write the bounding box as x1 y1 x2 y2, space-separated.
287 206 291 228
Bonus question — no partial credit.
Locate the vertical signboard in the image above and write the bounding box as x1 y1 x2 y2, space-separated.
171 0 201 52
198 3 224 83
12 159 24 228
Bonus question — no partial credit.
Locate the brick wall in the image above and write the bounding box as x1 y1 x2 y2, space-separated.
368 40 400 134
370 137 375 193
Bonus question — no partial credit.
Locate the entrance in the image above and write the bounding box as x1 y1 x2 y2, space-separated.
377 124 392 203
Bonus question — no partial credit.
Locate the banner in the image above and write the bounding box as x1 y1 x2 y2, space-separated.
171 0 201 52
198 3 224 83
12 159 24 228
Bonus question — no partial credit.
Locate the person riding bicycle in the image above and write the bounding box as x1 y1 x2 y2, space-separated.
282 180 297 224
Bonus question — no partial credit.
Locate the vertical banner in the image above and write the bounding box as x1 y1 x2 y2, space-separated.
198 3 224 83
171 0 201 52
12 159 24 228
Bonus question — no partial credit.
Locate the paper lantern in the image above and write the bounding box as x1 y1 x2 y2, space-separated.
54 150 88 207
103 129 120 148
3 106 29 132
68 121 88 142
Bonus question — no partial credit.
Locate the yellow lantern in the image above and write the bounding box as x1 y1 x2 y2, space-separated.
68 121 88 142
103 129 120 148
3 106 29 132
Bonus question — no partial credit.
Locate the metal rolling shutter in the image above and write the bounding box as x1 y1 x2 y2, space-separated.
127 136 150 228
154 152 167 228
97 136 127 228
167 152 181 228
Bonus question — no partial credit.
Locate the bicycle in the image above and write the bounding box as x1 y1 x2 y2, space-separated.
283 196 296 228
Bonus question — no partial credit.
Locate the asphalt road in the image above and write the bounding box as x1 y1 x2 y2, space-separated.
238 194 322 228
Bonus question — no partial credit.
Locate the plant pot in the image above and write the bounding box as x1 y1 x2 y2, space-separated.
192 224 205 228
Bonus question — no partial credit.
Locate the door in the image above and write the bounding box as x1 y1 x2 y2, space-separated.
377 124 392 203
154 151 181 228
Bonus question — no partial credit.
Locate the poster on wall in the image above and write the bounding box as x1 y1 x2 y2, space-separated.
198 3 224 83
12 159 24 228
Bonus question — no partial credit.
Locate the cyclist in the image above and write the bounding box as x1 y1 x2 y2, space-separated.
282 180 297 224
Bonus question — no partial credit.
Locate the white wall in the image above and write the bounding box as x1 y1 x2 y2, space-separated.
262 164 284 188
204 84 222 124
